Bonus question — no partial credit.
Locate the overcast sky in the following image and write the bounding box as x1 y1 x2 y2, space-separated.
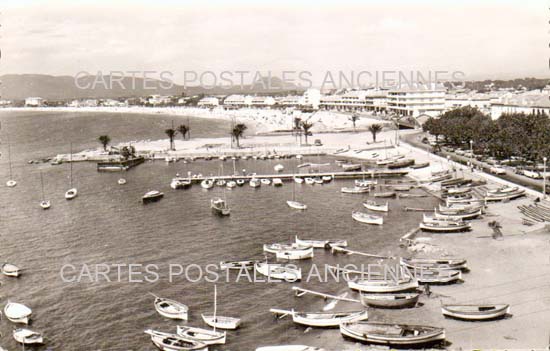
1 0 547 85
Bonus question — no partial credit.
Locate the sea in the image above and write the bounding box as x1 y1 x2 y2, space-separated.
0 110 439 351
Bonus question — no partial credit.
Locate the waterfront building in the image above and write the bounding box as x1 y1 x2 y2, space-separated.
25 97 45 107
197 97 219 107
302 88 321 109
223 94 252 108
445 92 492 114
490 92 550 119
387 83 446 117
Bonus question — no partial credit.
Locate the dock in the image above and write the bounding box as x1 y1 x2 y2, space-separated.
97 157 145 172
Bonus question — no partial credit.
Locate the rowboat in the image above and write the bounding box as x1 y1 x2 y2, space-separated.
488 185 518 194
153 295 188 320
438 204 483 216
171 178 192 189
201 285 241 330
392 185 413 191
412 269 462 284
274 164 284 172
226 181 237 189
342 163 362 171
432 208 482 220
410 161 430 169
65 144 78 199
376 159 394 166
305 178 315 185
313 177 323 185
1 263 21 277
219 260 259 270
341 186 369 194
441 304 510 321
287 200 307 210
294 177 304 184
65 187 78 200
445 194 473 203
201 179 214 189
427 173 453 182
275 246 314 260
272 178 283 187
144 329 207 351
295 236 347 249
263 243 311 254
355 180 377 187
373 191 396 198
254 262 301 281
6 180 17 187
261 179 271 185
400 257 468 271
118 178 127 185
215 179 226 187
419 221 471 232
340 321 445 346
211 198 230 216
256 346 325 351
348 277 419 293
363 201 388 212
387 159 415 169
360 293 420 308
446 186 471 195
39 172 51 208
4 302 32 324
485 189 526 202
176 326 226 345
322 175 333 182
13 328 44 345
352 211 383 225
270 308 369 328
249 178 261 188
422 214 464 224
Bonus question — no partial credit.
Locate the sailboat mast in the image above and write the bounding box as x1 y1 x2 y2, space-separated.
213 285 218 333
69 143 73 188
7 138 13 179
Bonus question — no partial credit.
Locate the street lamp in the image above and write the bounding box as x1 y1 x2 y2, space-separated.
543 157 547 199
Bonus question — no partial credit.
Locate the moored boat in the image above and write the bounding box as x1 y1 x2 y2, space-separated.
348 277 419 293
441 304 510 321
211 197 230 216
270 309 369 328
261 178 271 185
4 302 32 324
219 260 259 270
118 178 127 185
201 179 214 189
249 178 261 188
201 315 241 330
360 293 420 308
387 159 415 169
355 179 377 187
295 236 347 249
153 295 188 320
305 177 315 185
275 246 314 260
287 200 307 210
294 177 304 184
339 321 445 346
144 329 207 351
411 269 462 284
373 191 396 198
254 262 301 281
400 257 468 271
65 187 78 200
171 178 192 189
176 325 226 345
13 328 44 345
2 263 21 277
363 201 388 212
274 164 284 172
352 211 383 225
142 190 164 203
419 220 471 232
273 178 283 187
411 161 430 169
342 163 362 171
341 186 369 194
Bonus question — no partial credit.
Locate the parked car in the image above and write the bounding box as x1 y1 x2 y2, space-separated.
523 169 543 179
490 166 507 175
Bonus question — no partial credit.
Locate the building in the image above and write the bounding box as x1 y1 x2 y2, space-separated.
302 89 321 109
250 96 276 108
445 92 492 114
387 83 446 117
197 97 219 107
223 95 252 108
147 95 172 105
490 92 550 120
319 89 387 112
25 97 44 107
277 95 302 108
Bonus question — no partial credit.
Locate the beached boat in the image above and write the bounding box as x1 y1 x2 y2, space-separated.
219 260 259 270
445 194 473 203
261 178 271 185
144 329 207 351
341 186 369 194
294 177 304 184
211 197 230 216
274 164 284 172
487 185 518 194
153 295 188 320
419 220 471 232
363 201 388 212
270 309 369 328
273 178 283 187
13 328 44 345
342 163 362 171
305 177 315 185
360 293 420 308
4 302 32 324
352 211 383 225
254 262 301 281
275 246 314 260
376 159 394 166
201 179 214 189
176 326 226 345
446 186 471 195
373 191 396 198
412 269 462 284
438 203 483 215
2 263 21 277
355 179 377 187
249 178 261 188
411 162 430 169
441 304 510 321
295 236 347 249
143 190 164 203
400 257 468 271
171 178 192 189
387 159 415 169
427 173 453 183
202 285 241 330
348 277 419 293
339 321 445 346
392 185 413 191
287 200 307 210
256 346 325 351
484 188 526 202
433 208 482 220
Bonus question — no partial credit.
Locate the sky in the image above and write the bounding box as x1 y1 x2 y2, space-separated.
1 0 547 86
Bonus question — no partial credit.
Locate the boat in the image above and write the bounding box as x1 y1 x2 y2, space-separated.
275 246 314 260
273 178 283 187
171 178 192 189
287 200 307 210
65 143 78 200
274 164 284 172
352 211 383 225
211 197 230 216
339 321 445 346
176 325 226 345
250 178 261 188
215 179 226 187
348 277 419 293
360 293 420 308
373 191 396 198
219 260 259 270
294 177 304 184
438 204 483 216
143 190 164 203
236 179 245 186
39 172 51 209
153 295 188 320
201 285 241 330
4 302 32 324
488 185 518 194
270 308 368 328
376 159 394 166
441 304 510 321
392 185 413 191
254 262 301 281
342 163 362 171
297 162 310 168
441 178 471 188
65 187 78 200
427 173 453 182
144 329 207 351
226 181 237 189
446 186 471 195
412 269 462 284
312 177 322 184
295 236 347 249
322 175 333 182
419 221 471 232
485 188 526 202
355 180 377 187
261 179 271 185
13 328 44 345
118 178 127 185
5 137 16 187
341 186 369 194
387 159 415 169
256 346 325 351
363 201 388 212
400 257 468 271
263 242 311 254
2 263 21 277
201 179 214 189
433 208 482 220
305 177 315 185
411 162 430 169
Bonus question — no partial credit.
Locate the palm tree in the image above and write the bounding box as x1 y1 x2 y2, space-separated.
368 124 383 143
293 117 302 143
165 128 177 150
300 120 314 145
231 123 248 148
98 135 111 151
350 114 359 132
177 124 189 140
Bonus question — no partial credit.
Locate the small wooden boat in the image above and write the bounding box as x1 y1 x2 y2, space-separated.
176 325 226 345
387 159 415 169
13 328 44 345
118 178 127 185
433 208 482 220
446 186 471 195
287 200 307 210
261 178 271 185
249 178 261 188
374 191 396 198
398 193 427 198
264 243 311 254
2 263 21 277
201 179 214 189
256 346 325 351
65 187 78 200
363 201 388 212
341 186 369 194
392 185 413 191
4 302 32 324
40 200 51 210
270 308 369 328
339 321 445 346
211 198 230 216
438 204 483 216
274 164 284 172
413 269 462 284
400 257 468 271
202 285 241 330
427 173 453 182
294 177 304 184
305 177 315 185
272 178 283 187
445 194 473 203
153 295 188 320
275 246 314 260
322 175 333 182
441 178 472 188
352 211 383 225
313 177 323 185
254 262 301 281
144 329 207 351
143 190 164 203
6 180 17 187
410 162 429 169
485 189 526 202
295 236 347 249
236 179 245 186
171 178 192 189
360 293 420 309
219 260 259 270
342 163 362 171
355 179 377 187
348 277 419 293
376 159 394 166
441 304 510 320
419 221 471 233
215 179 226 187
226 181 237 189
487 185 518 194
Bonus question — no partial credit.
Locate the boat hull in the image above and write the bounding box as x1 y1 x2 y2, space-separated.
348 279 419 293
441 304 510 321
201 314 241 330
360 293 420 308
340 321 445 346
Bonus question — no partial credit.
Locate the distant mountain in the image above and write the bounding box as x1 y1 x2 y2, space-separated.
0 74 302 101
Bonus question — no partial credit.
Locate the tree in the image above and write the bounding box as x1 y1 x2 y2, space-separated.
98 135 111 151
300 120 314 145
368 124 383 142
177 124 189 140
350 114 359 132
165 128 177 150
231 123 248 148
293 117 302 144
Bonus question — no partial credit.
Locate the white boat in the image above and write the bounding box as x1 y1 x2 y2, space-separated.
261 179 271 185
412 269 462 284
263 243 311 254
6 180 17 187
143 190 164 203
274 164 284 172
322 175 333 182
144 329 207 351
295 235 347 249
201 285 241 330
211 197 230 216
304 177 315 185
400 257 468 271
341 186 369 194
352 211 383 225
176 325 226 345
201 179 214 189
65 143 78 200
249 178 261 188
270 308 368 328
153 295 188 320
273 178 283 187
171 178 192 189
275 246 314 260
254 262 301 281
487 185 518 194
39 172 51 209
256 346 325 351
355 179 377 187
339 321 445 346
236 179 245 186
118 178 127 185
348 277 419 293
313 177 323 185
363 201 388 212
419 221 471 233
215 179 226 186
432 208 482 220
40 200 51 210
441 304 510 321
485 188 526 202
65 188 78 200
219 260 259 270
360 293 420 308
287 200 307 210
4 302 32 324
13 328 44 345
226 181 237 189
294 177 304 184
342 163 362 171
2 263 21 277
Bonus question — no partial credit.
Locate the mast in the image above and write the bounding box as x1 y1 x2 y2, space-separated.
213 285 218 332
69 143 73 188
7 136 13 179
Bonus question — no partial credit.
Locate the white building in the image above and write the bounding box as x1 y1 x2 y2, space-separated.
25 97 44 107
223 95 253 108
147 95 172 105
319 89 388 112
278 95 301 107
445 92 492 114
197 97 219 107
490 92 550 120
302 89 321 109
0 99 12 106
387 83 446 117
